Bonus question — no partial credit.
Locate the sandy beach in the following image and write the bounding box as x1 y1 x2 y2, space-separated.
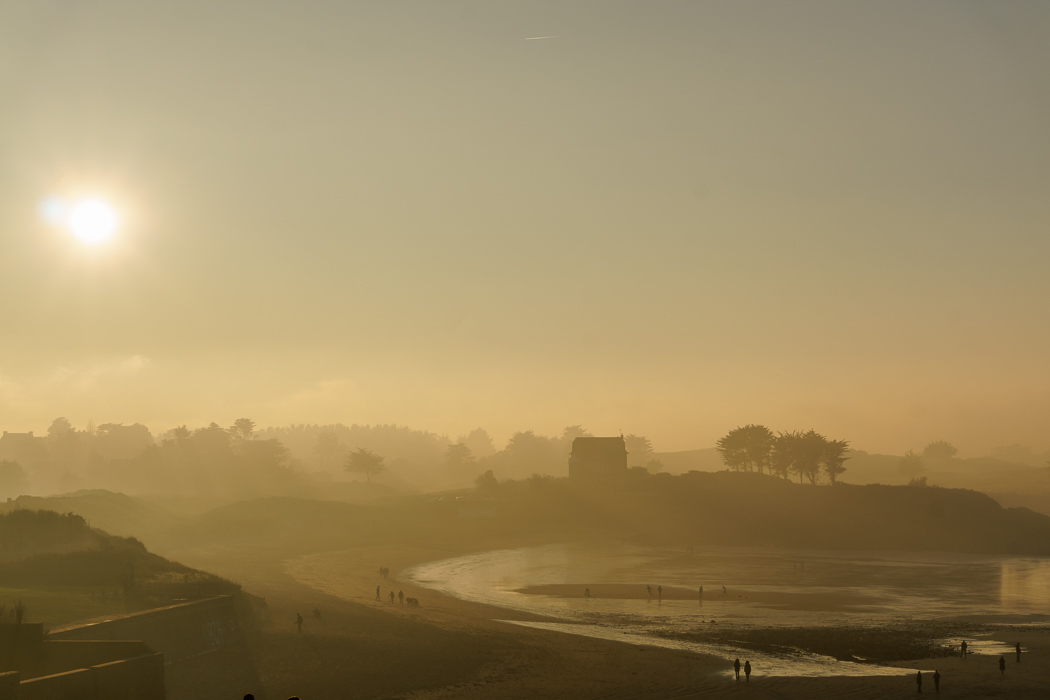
163 538 1050 700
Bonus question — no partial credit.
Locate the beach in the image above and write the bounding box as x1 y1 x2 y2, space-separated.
217 541 1050 699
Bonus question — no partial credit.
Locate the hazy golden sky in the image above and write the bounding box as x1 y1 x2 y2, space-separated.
1 1 1048 455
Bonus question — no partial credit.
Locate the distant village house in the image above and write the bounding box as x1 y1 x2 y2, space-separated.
568 436 628 479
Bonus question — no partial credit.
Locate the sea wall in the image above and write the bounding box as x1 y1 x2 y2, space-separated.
49 595 241 662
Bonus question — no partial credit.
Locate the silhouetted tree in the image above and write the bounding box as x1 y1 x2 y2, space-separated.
771 430 828 484
230 418 256 442
560 425 593 455
923 440 958 461
821 439 850 485
93 423 153 460
499 430 561 477
345 448 386 483
47 417 74 440
625 434 654 467
717 425 774 473
561 425 592 442
475 469 499 495
165 425 191 446
444 442 476 472
462 428 497 459
908 475 929 487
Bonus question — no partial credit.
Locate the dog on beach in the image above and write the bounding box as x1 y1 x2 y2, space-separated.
406 597 420 607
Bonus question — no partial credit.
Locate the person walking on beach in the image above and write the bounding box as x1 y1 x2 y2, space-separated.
699 585 703 601
916 670 922 693
960 640 967 659
376 585 381 602
733 658 740 682
389 590 395 603
295 613 303 634
1016 642 1021 662
647 585 653 598
933 670 940 693
999 655 1006 677
399 590 404 604
722 585 727 597
658 585 662 600
585 588 590 598
744 660 751 682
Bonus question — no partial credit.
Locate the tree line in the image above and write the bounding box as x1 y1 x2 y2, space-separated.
716 424 850 485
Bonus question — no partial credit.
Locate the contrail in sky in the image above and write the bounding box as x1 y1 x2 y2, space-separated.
525 35 560 40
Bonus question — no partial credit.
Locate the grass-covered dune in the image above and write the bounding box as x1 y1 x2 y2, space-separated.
0 509 244 626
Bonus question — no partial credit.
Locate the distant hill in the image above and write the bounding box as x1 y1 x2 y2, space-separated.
486 471 1050 556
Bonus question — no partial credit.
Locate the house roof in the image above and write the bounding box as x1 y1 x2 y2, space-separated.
571 436 626 458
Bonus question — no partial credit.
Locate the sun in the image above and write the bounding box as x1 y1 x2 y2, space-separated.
66 197 120 245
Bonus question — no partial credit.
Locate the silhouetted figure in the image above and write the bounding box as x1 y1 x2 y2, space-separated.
376 585 381 601
312 608 322 620
658 585 662 600
1016 642 1021 662
734 658 740 682
916 671 922 693
960 640 967 659
584 588 590 597
389 590 395 603
999 655 1006 676
933 669 940 693
647 585 653 598
722 585 727 597
699 585 703 601
296 612 303 633
744 660 751 682
399 590 405 604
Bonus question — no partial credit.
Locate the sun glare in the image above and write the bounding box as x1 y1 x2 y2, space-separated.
40 194 122 246
66 198 119 245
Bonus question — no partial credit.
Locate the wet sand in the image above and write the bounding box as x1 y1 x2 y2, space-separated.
518 583 876 611
165 539 1050 699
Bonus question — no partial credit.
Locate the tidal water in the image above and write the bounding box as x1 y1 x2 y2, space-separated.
405 543 1049 677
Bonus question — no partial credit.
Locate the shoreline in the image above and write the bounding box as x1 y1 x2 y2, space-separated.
169 538 1050 699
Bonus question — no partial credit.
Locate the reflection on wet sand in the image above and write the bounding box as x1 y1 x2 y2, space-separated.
407 543 1050 676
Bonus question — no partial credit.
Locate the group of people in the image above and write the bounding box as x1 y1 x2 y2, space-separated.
911 640 1024 693
641 584 728 600
733 658 751 682
376 585 406 604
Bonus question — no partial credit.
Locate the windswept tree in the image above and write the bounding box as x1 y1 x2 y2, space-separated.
717 425 775 473
772 430 835 484
821 438 851 485
345 448 386 483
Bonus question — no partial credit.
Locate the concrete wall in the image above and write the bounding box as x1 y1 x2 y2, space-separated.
15 652 164 700
49 596 241 663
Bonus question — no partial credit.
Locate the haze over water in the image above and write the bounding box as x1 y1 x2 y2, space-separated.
401 543 1047 675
